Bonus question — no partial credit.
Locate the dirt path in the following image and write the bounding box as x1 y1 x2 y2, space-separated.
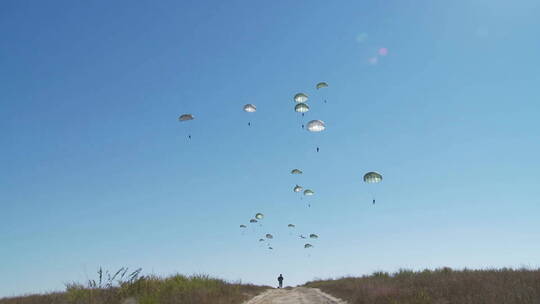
243 287 347 304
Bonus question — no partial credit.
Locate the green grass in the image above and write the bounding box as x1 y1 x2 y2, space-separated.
305 267 540 304
0 269 268 304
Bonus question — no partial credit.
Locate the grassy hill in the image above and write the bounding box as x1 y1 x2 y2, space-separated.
0 270 267 304
305 267 540 304
4 267 540 304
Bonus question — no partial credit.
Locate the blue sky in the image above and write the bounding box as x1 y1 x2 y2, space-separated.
1 0 540 297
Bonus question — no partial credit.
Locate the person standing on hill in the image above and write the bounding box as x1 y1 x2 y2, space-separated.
277 274 284 288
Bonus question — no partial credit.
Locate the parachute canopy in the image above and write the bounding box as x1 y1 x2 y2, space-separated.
307 120 326 132
178 114 194 121
316 82 328 89
291 169 303 175
249 219 258 223
243 104 257 113
364 172 383 183
294 185 304 193
255 213 264 220
265 234 273 239
240 225 247 228
288 224 296 228
294 93 308 103
304 189 314 196
259 238 265 242
294 103 310 113
309 233 319 239
304 244 313 248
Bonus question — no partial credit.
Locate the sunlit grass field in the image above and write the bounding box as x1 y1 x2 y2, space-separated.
0 269 267 304
305 267 540 304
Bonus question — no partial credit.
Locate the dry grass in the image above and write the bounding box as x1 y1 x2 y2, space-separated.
305 267 540 304
0 268 268 304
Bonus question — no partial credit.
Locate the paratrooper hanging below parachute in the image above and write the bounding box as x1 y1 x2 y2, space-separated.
178 114 194 139
243 104 256 126
363 171 383 204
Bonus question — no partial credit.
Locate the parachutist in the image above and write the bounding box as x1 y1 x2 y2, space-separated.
248 122 251 126
373 199 376 204
302 124 304 129
324 99 327 103
316 147 320 152
188 135 191 139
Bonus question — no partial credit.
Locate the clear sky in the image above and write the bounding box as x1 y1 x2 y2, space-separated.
1 0 540 297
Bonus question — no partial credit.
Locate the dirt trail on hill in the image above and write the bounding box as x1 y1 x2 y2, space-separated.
243 287 347 304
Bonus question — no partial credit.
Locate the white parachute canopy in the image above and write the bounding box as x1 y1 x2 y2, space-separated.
265 234 274 239
178 114 194 121
243 104 257 113
316 82 329 89
288 224 296 228
240 225 247 228
294 103 310 113
255 213 264 220
294 93 308 103
249 219 258 223
304 243 313 248
294 185 304 193
303 189 314 196
309 233 319 239
307 120 326 132
291 169 303 175
364 172 383 183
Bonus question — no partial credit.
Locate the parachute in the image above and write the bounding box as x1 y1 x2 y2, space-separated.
240 225 247 228
265 234 274 239
291 169 303 175
303 189 314 196
316 82 328 89
178 114 194 121
294 93 308 103
294 185 303 193
288 224 296 228
249 219 258 223
255 213 264 220
294 103 310 113
243 104 257 113
243 104 256 126
304 244 313 248
364 172 383 183
259 238 265 242
299 235 307 239
178 114 195 139
309 234 319 239
268 247 273 250
364 172 383 204
307 120 326 132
